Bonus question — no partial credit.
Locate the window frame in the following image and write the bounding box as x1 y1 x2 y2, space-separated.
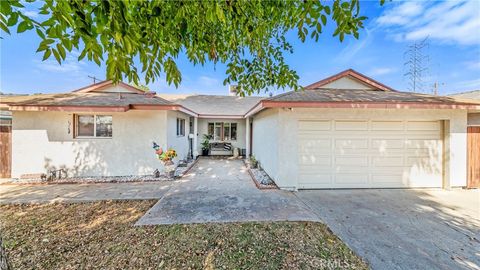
176 118 186 137
74 114 113 139
207 122 237 141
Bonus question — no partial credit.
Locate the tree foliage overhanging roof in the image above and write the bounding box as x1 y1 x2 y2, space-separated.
1 0 381 96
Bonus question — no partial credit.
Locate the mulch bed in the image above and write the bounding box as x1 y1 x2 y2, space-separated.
3 159 198 185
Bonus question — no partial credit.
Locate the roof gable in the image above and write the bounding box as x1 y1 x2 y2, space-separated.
305 69 394 91
158 94 264 117
72 80 146 94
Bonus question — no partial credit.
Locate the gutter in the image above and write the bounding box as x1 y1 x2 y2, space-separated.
243 100 480 118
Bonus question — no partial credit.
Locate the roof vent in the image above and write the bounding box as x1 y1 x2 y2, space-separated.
229 85 238 96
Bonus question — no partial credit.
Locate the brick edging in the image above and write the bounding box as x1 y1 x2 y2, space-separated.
178 157 200 178
243 160 278 190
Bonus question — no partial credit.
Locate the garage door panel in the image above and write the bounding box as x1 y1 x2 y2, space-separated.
335 156 368 166
297 119 443 189
406 156 442 168
406 139 441 148
299 156 331 166
371 174 406 185
372 139 405 149
335 139 368 149
372 156 404 166
371 121 404 131
406 121 440 131
335 121 368 131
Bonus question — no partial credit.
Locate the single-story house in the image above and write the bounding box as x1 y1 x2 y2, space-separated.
0 81 197 178
1 69 479 190
247 69 480 189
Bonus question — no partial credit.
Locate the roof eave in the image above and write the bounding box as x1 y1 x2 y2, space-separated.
261 100 480 110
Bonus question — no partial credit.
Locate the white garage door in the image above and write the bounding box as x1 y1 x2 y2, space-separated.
298 120 443 189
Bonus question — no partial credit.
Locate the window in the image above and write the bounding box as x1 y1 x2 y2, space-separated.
176 118 185 136
214 122 222 140
207 122 237 141
75 114 112 138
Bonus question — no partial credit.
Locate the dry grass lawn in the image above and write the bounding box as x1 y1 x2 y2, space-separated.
0 201 367 269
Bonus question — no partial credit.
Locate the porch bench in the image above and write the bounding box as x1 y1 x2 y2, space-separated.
210 142 233 156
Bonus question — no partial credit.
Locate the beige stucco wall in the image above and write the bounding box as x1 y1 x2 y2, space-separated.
195 118 246 154
252 108 280 183
467 113 480 126
11 110 171 178
321 77 374 90
166 110 191 161
253 108 468 189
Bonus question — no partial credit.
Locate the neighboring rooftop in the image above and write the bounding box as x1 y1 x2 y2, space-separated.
158 94 264 117
447 90 480 100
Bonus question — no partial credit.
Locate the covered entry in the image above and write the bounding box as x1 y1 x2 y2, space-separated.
298 119 443 189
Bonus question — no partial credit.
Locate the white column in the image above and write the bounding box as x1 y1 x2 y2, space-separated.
246 117 251 158
193 117 199 158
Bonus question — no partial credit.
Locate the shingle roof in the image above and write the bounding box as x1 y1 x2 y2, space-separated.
267 88 480 105
448 90 480 100
158 94 264 116
1 92 173 107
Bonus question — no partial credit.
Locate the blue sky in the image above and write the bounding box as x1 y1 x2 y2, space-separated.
1 0 479 96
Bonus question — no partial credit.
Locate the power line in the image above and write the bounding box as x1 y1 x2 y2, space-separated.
403 37 430 93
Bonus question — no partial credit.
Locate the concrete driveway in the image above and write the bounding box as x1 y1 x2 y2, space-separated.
0 182 172 203
136 158 318 225
297 189 480 270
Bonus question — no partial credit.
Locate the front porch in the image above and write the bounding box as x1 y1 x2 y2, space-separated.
192 117 252 157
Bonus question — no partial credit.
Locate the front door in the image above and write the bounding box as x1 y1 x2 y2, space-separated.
467 126 480 188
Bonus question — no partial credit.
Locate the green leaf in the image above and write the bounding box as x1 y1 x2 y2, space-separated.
0 21 10 34
7 0 371 95
52 48 61 64
42 49 52 60
17 20 30 33
7 13 19 27
35 27 45 39
56 43 66 59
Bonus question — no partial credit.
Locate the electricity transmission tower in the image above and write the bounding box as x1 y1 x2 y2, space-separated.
404 37 430 93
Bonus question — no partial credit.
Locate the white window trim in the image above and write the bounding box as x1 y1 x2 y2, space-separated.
177 118 186 137
207 122 237 141
74 114 113 139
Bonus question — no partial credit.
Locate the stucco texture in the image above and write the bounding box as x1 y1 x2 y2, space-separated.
12 110 170 178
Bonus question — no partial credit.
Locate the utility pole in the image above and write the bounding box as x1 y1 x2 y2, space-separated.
88 75 100 84
404 37 430 93
432 82 445 96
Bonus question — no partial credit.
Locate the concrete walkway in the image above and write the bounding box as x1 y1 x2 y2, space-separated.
0 182 172 203
136 158 319 225
297 189 480 270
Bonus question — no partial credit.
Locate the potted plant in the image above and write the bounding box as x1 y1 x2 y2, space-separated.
153 142 177 179
201 134 211 156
